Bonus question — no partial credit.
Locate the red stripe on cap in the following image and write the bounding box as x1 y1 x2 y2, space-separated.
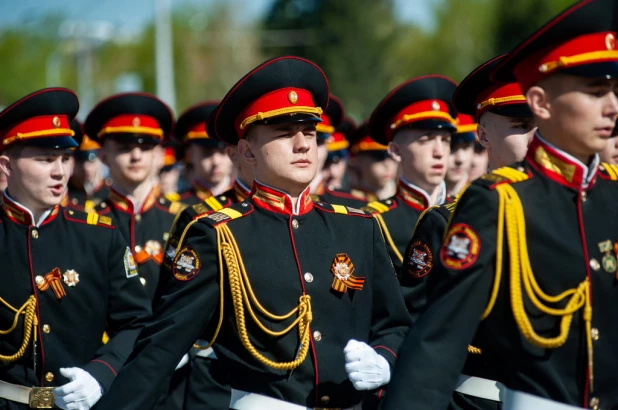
474 82 526 119
387 99 455 140
514 31 618 91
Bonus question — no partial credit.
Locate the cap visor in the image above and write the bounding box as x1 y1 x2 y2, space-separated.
189 138 228 149
74 150 100 162
560 62 618 80
404 119 457 131
21 136 78 149
106 134 161 146
488 104 533 118
254 113 323 126
452 132 477 143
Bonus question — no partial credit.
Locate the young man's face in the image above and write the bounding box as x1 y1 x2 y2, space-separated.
72 156 103 186
0 146 72 209
189 145 233 185
446 141 474 186
239 121 318 195
101 138 160 187
531 74 618 161
323 158 347 188
389 128 450 189
355 153 397 190
469 147 489 181
478 112 536 169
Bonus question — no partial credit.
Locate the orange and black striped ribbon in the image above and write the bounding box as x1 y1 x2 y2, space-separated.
36 267 67 300
331 253 365 293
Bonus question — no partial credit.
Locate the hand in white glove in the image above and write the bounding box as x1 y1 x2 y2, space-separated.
344 339 391 391
52 367 103 410
175 353 190 370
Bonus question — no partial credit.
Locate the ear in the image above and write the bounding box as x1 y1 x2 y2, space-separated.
387 141 402 163
237 139 257 166
477 123 490 150
526 86 551 121
0 154 12 177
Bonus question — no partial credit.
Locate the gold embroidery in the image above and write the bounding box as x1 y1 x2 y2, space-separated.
534 146 576 183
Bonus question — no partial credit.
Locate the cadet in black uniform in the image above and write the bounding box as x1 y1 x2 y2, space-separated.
66 119 110 212
323 116 354 190
176 101 234 204
364 76 456 274
397 53 534 410
384 1 618 409
0 88 151 410
85 93 184 301
97 56 411 410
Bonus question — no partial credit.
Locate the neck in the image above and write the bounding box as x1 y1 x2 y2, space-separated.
113 179 154 207
446 175 468 196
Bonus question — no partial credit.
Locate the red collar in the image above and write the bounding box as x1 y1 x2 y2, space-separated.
233 179 251 202
108 185 161 214
250 180 313 216
526 136 599 189
1 192 60 226
396 179 431 211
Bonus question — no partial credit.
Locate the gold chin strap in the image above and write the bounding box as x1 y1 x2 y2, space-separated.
194 223 313 371
0 295 38 362
482 167 593 390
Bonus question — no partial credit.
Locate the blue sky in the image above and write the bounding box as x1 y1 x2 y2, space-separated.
0 0 436 30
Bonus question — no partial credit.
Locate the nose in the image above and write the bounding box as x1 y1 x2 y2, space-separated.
433 137 447 158
130 146 143 160
606 91 618 119
51 157 67 179
293 130 311 153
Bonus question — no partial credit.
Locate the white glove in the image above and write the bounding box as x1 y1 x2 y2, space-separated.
175 353 190 370
52 367 103 410
344 339 391 390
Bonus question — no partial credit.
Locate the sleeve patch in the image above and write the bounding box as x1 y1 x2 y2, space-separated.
405 239 433 278
440 223 481 270
124 247 139 278
172 246 201 281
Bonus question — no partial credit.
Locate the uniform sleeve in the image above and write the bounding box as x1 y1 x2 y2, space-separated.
82 226 152 392
399 209 448 324
381 184 498 410
95 221 220 410
368 217 412 369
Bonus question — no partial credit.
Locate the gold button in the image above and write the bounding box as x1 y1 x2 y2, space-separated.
292 219 299 229
320 395 330 405
590 258 600 271
35 275 44 285
591 327 599 341
45 372 54 382
220 196 227 201
581 191 587 202
71 198 78 205
304 273 314 283
68 210 74 215
134 245 142 253
135 214 142 222
100 202 107 209
589 396 599 409
42 324 50 334
313 330 322 342
159 198 165 204
31 230 39 239
140 277 147 286
386 200 392 205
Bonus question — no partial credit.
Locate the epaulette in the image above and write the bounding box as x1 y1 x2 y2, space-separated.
156 197 188 215
199 200 254 227
313 202 372 218
164 192 181 202
362 198 396 214
310 193 321 203
475 165 529 190
64 208 114 228
598 162 618 180
435 202 455 221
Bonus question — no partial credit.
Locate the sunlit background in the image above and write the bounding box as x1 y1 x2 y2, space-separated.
0 0 575 120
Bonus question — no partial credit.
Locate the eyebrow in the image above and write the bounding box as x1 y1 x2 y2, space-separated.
583 79 615 88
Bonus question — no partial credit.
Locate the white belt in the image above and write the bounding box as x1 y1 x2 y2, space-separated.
455 374 505 402
230 389 362 410
503 389 582 410
0 380 55 408
194 346 218 359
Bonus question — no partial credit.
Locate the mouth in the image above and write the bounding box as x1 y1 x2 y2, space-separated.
50 184 64 195
292 159 312 167
596 127 615 138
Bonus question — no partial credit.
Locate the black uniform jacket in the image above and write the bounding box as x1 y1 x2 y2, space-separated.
65 180 110 212
365 178 445 274
0 193 151 395
94 185 184 300
383 136 618 410
96 180 411 410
